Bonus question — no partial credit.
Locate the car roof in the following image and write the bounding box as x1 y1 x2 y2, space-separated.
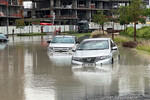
54 35 75 38
82 38 111 42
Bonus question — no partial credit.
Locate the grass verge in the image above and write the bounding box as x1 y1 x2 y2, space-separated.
63 32 91 38
136 41 150 53
63 31 150 53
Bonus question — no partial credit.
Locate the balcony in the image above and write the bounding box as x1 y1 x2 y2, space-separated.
11 14 22 18
56 15 77 19
0 0 21 6
0 12 6 17
0 12 22 18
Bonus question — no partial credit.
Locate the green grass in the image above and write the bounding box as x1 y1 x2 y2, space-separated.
67 33 91 38
137 45 150 52
114 36 132 45
17 33 47 36
136 41 150 52
120 26 150 39
61 31 78 34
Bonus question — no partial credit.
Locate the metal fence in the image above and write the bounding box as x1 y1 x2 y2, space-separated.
0 25 77 35
0 24 149 35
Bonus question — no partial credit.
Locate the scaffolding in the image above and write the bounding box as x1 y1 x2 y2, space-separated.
19 0 24 19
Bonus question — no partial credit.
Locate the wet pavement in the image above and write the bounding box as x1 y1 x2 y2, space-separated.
0 35 150 100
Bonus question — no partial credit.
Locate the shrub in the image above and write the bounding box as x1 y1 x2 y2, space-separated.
120 26 150 39
122 41 138 48
126 27 134 37
140 26 149 30
137 26 150 38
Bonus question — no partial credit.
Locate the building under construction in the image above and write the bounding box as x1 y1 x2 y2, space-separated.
0 0 23 26
0 0 149 26
24 0 131 25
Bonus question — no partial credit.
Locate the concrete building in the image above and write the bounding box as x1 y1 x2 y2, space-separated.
144 0 150 8
0 0 23 26
24 0 131 25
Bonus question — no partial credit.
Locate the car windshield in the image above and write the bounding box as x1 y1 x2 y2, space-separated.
77 40 109 50
51 37 75 44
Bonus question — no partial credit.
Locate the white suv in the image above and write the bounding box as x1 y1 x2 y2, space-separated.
47 35 79 52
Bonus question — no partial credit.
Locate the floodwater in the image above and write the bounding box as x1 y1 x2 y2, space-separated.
0 35 150 100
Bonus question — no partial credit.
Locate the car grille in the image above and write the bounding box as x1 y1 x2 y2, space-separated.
53 47 69 52
82 57 96 63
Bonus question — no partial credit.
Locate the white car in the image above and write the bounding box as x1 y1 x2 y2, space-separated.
0 33 8 42
47 35 79 52
71 38 120 66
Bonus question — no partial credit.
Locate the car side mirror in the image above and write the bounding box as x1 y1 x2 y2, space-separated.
5 35 8 38
47 41 51 43
112 46 118 50
72 49 76 52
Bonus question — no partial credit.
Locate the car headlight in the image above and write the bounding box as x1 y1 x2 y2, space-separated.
72 57 82 61
96 55 111 61
69 46 76 50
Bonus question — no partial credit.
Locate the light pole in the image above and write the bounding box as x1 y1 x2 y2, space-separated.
6 0 9 36
52 12 55 37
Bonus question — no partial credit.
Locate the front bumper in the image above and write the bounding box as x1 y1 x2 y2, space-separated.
71 57 112 66
0 38 8 42
48 47 74 52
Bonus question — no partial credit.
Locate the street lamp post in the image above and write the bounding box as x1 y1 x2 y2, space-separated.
6 0 9 36
52 12 55 37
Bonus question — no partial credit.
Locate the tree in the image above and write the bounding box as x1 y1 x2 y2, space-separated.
15 19 25 34
33 18 40 26
145 8 150 17
118 6 132 32
109 9 120 40
32 18 40 33
27 19 32 33
127 0 146 42
93 10 108 35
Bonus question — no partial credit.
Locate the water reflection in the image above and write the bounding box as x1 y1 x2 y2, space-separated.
0 36 150 100
71 64 120 99
0 42 7 50
118 47 150 97
47 51 73 66
119 47 150 66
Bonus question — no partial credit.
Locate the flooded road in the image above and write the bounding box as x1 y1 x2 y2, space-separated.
0 35 150 100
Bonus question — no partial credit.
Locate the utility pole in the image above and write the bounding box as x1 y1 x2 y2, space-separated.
6 0 9 36
52 12 55 37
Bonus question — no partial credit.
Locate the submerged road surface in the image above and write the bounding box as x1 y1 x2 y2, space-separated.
0 35 150 100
